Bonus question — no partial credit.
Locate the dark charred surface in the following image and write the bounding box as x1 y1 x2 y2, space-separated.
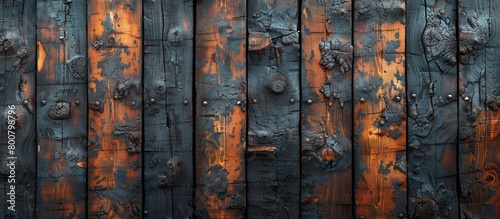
353 0 407 218
247 1 300 218
143 0 194 218
406 0 459 218
36 1 87 217
301 0 353 218
0 1 37 218
87 1 142 218
459 0 500 218
195 1 247 218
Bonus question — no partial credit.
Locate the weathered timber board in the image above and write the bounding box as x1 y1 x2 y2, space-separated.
459 0 500 218
87 1 143 218
407 0 460 218
0 1 37 218
301 0 353 218
195 0 247 218
247 0 300 218
143 0 194 218
353 0 407 218
36 0 87 218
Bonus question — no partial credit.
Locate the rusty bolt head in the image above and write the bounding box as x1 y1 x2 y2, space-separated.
447 94 453 99
307 99 313 104
464 96 470 101
150 98 155 104
411 93 417 98
23 100 29 105
359 98 365 103
202 101 208 106
183 100 188 105
236 100 242 105
94 101 100 106
379 120 386 126
41 100 47 105
289 98 295 104
252 99 257 104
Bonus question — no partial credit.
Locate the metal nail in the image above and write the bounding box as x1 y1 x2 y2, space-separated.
359 98 365 103
252 99 257 104
202 101 208 106
289 98 295 104
41 100 47 105
307 99 313 104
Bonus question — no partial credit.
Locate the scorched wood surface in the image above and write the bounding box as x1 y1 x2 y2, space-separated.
0 0 499 218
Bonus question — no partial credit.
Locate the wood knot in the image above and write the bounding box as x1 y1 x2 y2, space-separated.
48 101 71 120
321 149 336 161
167 28 183 47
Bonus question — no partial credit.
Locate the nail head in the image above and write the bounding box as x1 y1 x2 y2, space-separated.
464 96 470 101
252 99 257 104
411 93 417 98
94 101 100 106
289 98 295 104
150 98 155 104
23 100 29 105
183 100 188 105
202 101 208 106
307 99 313 104
41 100 47 105
236 100 242 105
447 94 453 99
359 98 365 103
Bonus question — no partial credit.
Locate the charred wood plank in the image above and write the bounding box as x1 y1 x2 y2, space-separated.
407 0 460 218
459 0 500 217
36 1 87 218
0 1 37 218
301 0 353 218
353 0 407 218
143 0 194 218
87 1 143 218
194 1 247 218
247 0 300 218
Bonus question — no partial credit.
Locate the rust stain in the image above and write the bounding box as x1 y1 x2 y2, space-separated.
37 41 46 73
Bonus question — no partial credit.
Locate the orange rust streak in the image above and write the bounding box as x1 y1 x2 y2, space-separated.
37 41 46 73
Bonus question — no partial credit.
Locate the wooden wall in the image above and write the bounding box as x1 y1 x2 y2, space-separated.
0 0 499 218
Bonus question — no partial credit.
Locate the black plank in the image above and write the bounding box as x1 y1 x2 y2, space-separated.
0 1 37 218
247 0 300 218
407 0 460 218
36 0 87 217
143 0 194 218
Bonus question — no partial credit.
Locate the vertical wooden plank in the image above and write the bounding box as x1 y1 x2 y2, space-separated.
36 1 87 217
143 0 194 218
353 0 406 218
194 1 247 218
0 1 37 218
301 0 353 218
406 0 460 218
459 0 500 217
87 1 143 218
247 0 300 218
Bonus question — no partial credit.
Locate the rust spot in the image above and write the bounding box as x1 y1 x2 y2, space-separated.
321 148 336 161
77 161 87 168
248 145 276 154
300 197 319 204
249 32 270 51
37 41 46 72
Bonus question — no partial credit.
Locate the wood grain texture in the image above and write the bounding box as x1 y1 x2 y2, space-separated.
87 1 142 218
0 1 37 218
353 0 406 218
247 0 300 218
143 0 194 218
406 0 459 218
301 0 353 218
36 1 87 218
195 0 247 218
459 0 500 218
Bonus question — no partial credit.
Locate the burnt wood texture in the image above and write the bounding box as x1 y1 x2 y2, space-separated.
36 0 87 218
87 0 143 218
459 0 500 218
353 0 407 218
0 1 37 218
407 0 460 218
247 0 300 218
195 0 247 218
143 0 194 218
301 0 353 218
3 0 500 218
